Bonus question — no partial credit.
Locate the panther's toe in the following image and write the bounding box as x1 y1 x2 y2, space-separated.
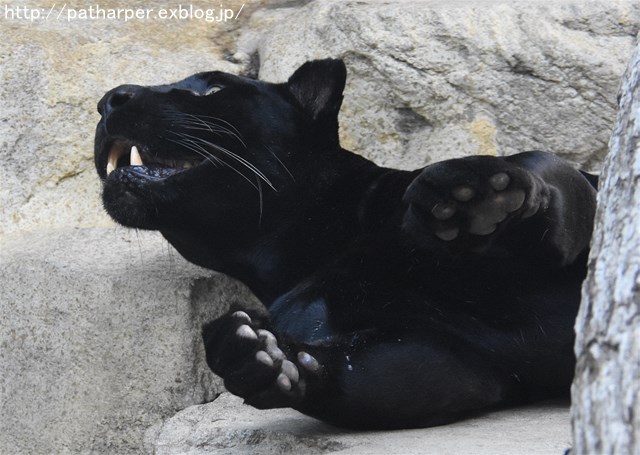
231 310 252 323
497 190 525 213
277 360 301 392
236 324 258 340
434 227 460 241
297 351 322 374
256 350 274 367
489 172 510 191
452 186 475 202
431 202 456 221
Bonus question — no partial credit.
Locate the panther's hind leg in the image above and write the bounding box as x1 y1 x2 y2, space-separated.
203 311 513 429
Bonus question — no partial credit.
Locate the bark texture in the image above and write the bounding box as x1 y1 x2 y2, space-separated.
571 40 640 454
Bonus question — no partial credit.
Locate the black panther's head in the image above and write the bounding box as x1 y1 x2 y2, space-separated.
95 60 371 286
95 59 346 231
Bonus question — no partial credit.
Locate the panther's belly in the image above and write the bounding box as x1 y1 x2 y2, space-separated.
269 292 334 342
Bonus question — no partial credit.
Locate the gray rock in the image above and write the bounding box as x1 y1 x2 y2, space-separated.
572 38 640 454
0 228 260 454
241 0 640 172
150 393 571 455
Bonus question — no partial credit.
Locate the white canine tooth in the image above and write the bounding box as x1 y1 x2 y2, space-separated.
130 145 143 166
106 143 126 176
107 149 119 176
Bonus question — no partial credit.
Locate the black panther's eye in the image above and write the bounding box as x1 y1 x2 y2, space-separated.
204 85 223 96
191 85 223 97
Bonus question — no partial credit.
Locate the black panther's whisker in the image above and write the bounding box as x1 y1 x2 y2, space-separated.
170 139 260 191
180 113 246 142
166 134 261 192
168 133 267 223
165 111 247 148
164 136 223 168
165 113 278 191
265 144 296 182
172 118 238 138
256 175 264 228
177 132 276 191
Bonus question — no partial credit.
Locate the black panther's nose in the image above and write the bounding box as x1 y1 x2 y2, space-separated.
98 84 144 118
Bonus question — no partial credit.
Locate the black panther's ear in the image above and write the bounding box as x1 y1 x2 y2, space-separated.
287 59 347 121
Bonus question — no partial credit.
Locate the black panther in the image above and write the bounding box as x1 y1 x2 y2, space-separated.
94 59 597 429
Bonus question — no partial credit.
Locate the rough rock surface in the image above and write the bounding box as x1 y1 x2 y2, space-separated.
241 0 639 171
149 393 571 455
571 39 640 454
0 229 260 454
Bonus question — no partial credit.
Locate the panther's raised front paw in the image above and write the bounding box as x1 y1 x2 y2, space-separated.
202 311 322 409
402 156 549 248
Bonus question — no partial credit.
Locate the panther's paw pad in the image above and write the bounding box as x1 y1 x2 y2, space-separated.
489 172 510 191
493 190 526 213
435 227 460 241
402 156 550 250
297 351 322 374
276 360 300 392
257 329 285 361
452 186 475 202
252 328 307 395
231 310 252 323
404 161 542 245
457 177 526 238
206 311 324 408
255 350 274 367
466 189 525 236
236 324 258 340
431 202 456 221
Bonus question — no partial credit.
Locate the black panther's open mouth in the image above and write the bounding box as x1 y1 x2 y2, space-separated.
105 139 204 180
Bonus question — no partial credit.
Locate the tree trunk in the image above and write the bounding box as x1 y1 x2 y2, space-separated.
571 40 640 454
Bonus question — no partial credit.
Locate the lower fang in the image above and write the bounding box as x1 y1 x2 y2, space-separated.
130 145 143 166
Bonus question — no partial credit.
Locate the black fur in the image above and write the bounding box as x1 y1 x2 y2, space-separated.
95 59 597 429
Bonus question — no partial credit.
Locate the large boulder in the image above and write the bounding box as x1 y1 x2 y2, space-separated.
571 37 640 454
241 0 639 171
0 229 259 453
